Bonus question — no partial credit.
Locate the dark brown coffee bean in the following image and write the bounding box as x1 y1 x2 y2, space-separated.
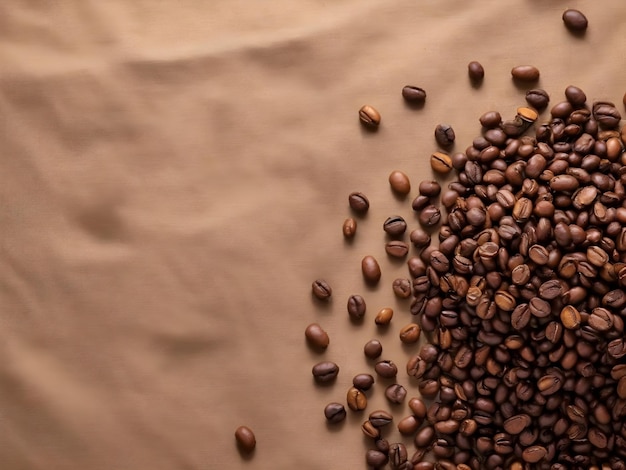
419 204 441 226
312 361 339 383
418 180 441 197
468 61 485 81
342 217 357 238
383 216 407 236
311 279 332 300
503 414 531 434
562 9 588 32
522 445 547 463
346 386 367 411
593 101 622 129
362 255 382 284
389 443 408 469
375 360 398 378
366 449 388 467
375 307 393 326
430 152 453 174
386 241 409 258
385 383 407 404
234 425 256 452
435 124 456 147
347 294 366 320
511 65 540 82
399 323 421 344
565 85 587 106
305 323 330 349
369 409 393 428
359 105 381 128
538 279 563 300
526 89 550 110
402 86 426 103
479 111 502 128
588 427 608 449
364 339 382 359
588 307 613 331
392 278 412 299
324 402 346 423
353 373 375 391
349 192 370 213
389 171 411 195
408 397 427 418
397 415 420 435
618 376 626 399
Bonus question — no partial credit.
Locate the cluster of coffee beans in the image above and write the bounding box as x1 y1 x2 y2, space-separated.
313 76 626 468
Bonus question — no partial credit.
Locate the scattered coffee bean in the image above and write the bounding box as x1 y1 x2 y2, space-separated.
305 323 329 349
402 85 427 103
361 256 382 284
392 278 412 298
324 402 346 424
389 443 408 468
359 105 381 128
385 240 409 258
562 8 588 32
235 425 256 453
525 88 550 110
361 420 380 439
399 322 421 344
364 339 382 359
397 415 420 435
311 279 332 300
467 61 485 81
565 85 587 106
511 65 540 82
366 449 389 467
410 228 431 248
418 204 441 226
435 124 456 147
346 386 367 411
375 307 393 325
374 360 397 378
385 383 407 404
342 217 357 238
383 216 407 236
312 361 339 383
348 192 369 213
353 373 375 391
369 409 393 427
418 180 441 197
389 171 411 195
479 111 502 128
347 294 366 320
430 152 453 174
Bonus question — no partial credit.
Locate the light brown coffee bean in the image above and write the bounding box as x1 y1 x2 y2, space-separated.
399 323 421 344
346 386 367 411
342 217 357 238
560 305 581 329
389 170 411 195
398 415 421 435
511 65 540 82
305 323 330 349
235 425 256 452
361 420 380 439
362 255 382 284
359 105 381 128
430 152 453 174
375 307 394 325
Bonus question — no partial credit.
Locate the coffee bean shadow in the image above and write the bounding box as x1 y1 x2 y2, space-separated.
311 376 338 388
403 100 425 112
359 125 381 137
236 444 256 461
390 190 410 204
469 77 484 90
310 293 333 311
511 78 542 92
363 279 382 292
566 29 587 40
385 254 409 266
306 339 329 354
401 341 421 355
325 419 347 433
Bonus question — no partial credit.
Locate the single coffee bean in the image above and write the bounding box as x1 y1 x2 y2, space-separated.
560 305 581 329
418 180 441 197
537 374 563 395
468 61 485 81
375 307 394 325
383 216 407 236
526 89 550 110
522 445 547 463
385 240 409 258
312 361 339 383
362 255 382 284
503 414 531 434
311 279 332 300
342 217 357 238
593 101 622 129
353 373 375 391
392 278 412 299
408 397 427 418
511 65 540 82
369 409 393 427
359 105 381 128
402 85 426 103
366 450 388 467
389 171 411 195
406 354 427 379
399 323 421 344
418 204 441 226
565 85 587 106
412 194 430 211
398 415 420 435
364 339 382 359
389 443 408 468
562 9 588 32
385 383 407 404
435 124 456 147
361 420 380 439
430 152 453 174
347 294 366 320
517 106 538 123
588 307 613 331
305 323 330 349
346 386 367 411
324 402 346 423
374 360 398 378
348 192 370 213
234 425 256 453
479 111 502 128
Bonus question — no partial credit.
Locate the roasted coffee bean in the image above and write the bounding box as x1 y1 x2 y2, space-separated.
389 171 411 195
353 373 375 391
402 86 427 103
375 307 393 325
349 192 370 213
431 152 453 174
397 415 420 435
408 397 427 418
374 360 398 378
560 305 581 329
305 323 330 349
419 180 441 197
386 241 409 258
479 111 502 128
347 294 366 320
504 414 531 434
359 105 381 128
562 8 588 32
362 420 380 439
399 323 421 344
346 386 367 411
526 89 550 110
384 216 408 236
412 194 430 211
419 204 442 226
389 443 408 468
366 449 388 467
312 361 339 383
342 217 357 238
311 279 332 300
522 445 547 463
435 124 456 147
593 101 622 129
364 339 382 359
385 383 407 404
234 425 256 453
369 410 393 428
324 402 346 423
468 61 485 81
392 278 412 299
565 85 587 106
362 256 382 284
511 65 540 82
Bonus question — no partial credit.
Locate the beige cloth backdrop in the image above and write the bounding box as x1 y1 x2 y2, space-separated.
1 1 625 469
